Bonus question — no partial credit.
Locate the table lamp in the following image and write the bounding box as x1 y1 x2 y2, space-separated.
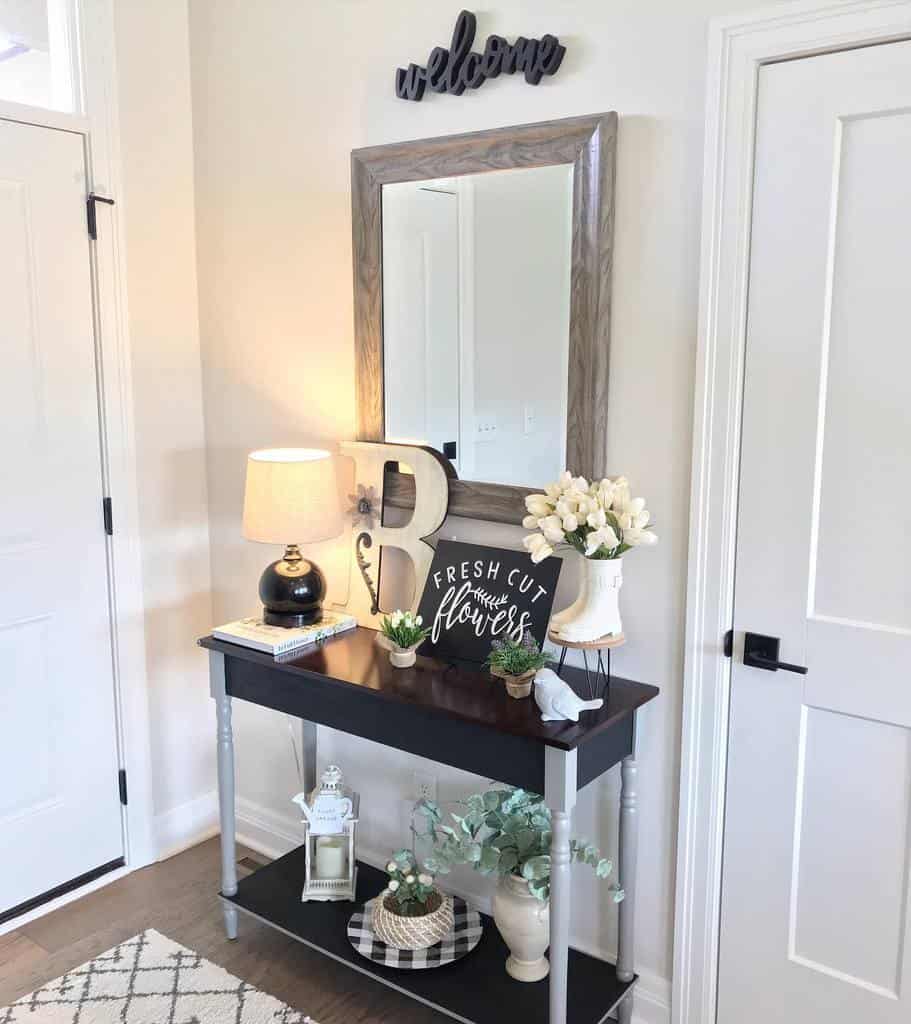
243 448 342 627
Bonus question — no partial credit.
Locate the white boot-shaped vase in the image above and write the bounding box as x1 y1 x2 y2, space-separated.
553 557 623 643
492 874 550 982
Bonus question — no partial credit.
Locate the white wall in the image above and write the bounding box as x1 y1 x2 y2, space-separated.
187 2 771 1020
113 0 216 856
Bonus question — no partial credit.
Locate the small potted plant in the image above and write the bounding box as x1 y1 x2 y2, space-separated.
414 788 621 981
486 632 548 698
371 850 454 950
380 610 429 668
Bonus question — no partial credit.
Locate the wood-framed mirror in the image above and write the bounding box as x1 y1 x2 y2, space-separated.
351 112 616 526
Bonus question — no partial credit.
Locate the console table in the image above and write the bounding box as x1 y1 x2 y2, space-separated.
199 627 658 1024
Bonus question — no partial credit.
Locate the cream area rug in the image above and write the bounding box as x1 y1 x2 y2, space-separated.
1 929 316 1023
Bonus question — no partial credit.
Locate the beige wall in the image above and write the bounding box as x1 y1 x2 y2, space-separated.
187 1 768 1018
114 0 214 852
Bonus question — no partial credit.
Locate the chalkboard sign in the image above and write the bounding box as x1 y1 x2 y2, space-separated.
416 540 562 664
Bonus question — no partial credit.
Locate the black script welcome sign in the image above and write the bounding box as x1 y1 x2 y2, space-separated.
395 10 566 102
416 540 562 664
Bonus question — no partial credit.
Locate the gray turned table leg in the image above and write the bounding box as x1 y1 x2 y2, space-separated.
545 746 578 1024
301 719 317 794
616 733 640 1024
210 651 238 939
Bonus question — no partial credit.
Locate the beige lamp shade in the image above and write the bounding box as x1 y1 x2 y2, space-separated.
243 448 342 544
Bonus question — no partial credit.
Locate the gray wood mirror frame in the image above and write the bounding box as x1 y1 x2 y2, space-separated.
351 111 616 526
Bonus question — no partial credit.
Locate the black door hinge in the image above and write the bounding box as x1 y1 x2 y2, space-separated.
723 629 734 658
443 440 457 459
86 193 115 240
118 769 128 805
102 497 113 536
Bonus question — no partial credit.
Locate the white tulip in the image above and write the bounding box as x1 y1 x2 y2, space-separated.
522 514 539 530
540 515 565 544
530 540 554 564
525 493 552 518
388 879 400 891
586 507 607 530
544 482 562 500
634 509 650 529
558 470 574 490
418 873 433 885
555 496 576 518
562 512 579 532
625 527 658 546
628 497 646 516
585 525 620 556
405 874 416 884
415 615 423 625
572 476 589 492
387 861 397 872
391 611 403 627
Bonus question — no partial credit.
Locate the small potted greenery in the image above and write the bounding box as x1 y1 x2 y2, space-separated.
413 788 621 981
380 610 430 668
486 632 548 698
371 849 454 950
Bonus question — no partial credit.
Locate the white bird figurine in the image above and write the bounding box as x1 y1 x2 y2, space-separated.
533 667 604 723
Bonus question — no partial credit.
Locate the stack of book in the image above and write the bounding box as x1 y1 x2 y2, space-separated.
212 609 357 657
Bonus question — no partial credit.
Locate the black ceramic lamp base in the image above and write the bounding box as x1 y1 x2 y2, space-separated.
259 544 326 628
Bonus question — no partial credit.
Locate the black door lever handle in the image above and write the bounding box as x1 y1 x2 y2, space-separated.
743 632 808 675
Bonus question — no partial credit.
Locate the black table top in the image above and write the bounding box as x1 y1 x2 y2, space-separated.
200 626 658 753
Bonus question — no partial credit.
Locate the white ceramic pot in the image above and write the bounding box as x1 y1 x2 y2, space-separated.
372 891 454 950
389 643 420 668
492 874 550 982
551 556 623 642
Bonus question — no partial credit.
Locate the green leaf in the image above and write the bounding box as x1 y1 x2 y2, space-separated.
483 790 502 811
478 846 501 875
516 829 538 854
499 848 519 873
596 858 613 878
521 855 551 881
503 813 528 834
530 812 551 830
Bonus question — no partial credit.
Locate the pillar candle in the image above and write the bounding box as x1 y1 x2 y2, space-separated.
315 836 347 879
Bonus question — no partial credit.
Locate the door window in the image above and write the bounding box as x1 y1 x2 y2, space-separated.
0 1 79 113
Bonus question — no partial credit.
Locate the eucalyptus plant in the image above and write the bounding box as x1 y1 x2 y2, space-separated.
412 787 622 904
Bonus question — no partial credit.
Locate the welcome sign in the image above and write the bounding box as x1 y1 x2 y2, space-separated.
416 540 562 664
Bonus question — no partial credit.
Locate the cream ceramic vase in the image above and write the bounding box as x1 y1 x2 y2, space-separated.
551 556 623 643
492 874 550 982
389 642 421 668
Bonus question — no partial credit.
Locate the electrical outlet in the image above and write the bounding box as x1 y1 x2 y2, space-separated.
412 770 437 803
475 416 498 440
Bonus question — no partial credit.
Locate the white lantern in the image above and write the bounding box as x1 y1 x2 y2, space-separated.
291 764 358 902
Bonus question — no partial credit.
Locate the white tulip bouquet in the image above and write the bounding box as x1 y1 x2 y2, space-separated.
522 472 657 564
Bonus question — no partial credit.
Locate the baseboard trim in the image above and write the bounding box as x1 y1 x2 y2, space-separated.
155 790 219 861
233 798 670 1024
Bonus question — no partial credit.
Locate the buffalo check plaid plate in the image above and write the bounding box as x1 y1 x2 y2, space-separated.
347 896 483 969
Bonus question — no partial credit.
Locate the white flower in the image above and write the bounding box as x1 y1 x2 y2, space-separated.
522 514 539 529
524 493 552 518
585 525 620 556
562 512 579 532
523 533 554 563
555 496 576 518
387 861 397 872
586 506 607 530
540 515 565 544
415 615 423 625
624 527 658 547
417 873 433 885
558 470 574 490
391 611 403 627
388 879 400 891
572 476 590 492
405 874 416 884
544 482 562 500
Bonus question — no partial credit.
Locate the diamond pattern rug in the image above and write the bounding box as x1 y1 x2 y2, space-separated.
0 929 316 1023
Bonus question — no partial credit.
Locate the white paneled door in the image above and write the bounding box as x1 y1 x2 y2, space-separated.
0 119 123 920
719 42 911 1024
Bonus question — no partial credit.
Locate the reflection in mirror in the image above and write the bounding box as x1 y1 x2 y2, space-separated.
381 164 573 488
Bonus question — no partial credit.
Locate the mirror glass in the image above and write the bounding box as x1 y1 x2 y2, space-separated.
381 163 573 488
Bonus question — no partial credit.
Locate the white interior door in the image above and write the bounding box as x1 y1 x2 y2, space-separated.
382 184 461 464
0 118 123 920
719 41 911 1024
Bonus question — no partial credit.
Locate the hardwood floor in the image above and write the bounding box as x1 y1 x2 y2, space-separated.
0 839 445 1023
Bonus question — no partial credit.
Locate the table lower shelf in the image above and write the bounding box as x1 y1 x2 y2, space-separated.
224 846 635 1024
